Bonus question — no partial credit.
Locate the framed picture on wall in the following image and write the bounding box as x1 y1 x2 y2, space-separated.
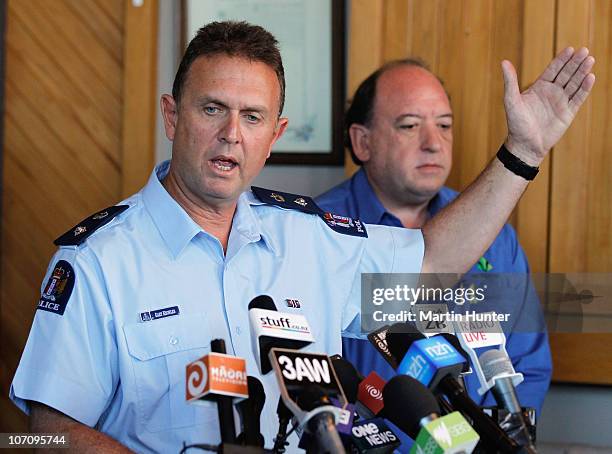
183 0 345 165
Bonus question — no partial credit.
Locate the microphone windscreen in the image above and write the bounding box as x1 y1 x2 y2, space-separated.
248 295 277 311
385 323 424 364
246 376 266 413
382 375 440 438
330 356 362 404
479 349 514 381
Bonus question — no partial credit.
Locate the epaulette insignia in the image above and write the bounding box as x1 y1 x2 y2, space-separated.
251 186 324 216
251 186 367 238
320 212 368 238
54 205 129 246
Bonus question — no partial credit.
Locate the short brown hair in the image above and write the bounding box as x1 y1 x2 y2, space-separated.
172 21 286 115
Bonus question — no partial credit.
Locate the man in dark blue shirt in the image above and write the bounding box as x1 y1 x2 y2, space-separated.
316 59 552 441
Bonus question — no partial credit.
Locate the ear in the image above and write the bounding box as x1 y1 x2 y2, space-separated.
349 123 372 163
160 94 178 141
266 117 289 158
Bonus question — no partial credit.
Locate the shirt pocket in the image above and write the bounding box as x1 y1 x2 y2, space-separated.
123 314 217 432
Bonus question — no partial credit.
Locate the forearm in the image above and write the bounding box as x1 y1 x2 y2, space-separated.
30 402 131 454
422 150 529 273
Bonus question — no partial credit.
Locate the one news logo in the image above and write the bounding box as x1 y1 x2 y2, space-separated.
352 419 398 448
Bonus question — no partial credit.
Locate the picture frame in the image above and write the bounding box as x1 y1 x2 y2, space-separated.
182 0 345 165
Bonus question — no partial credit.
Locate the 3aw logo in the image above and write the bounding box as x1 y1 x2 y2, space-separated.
278 354 332 384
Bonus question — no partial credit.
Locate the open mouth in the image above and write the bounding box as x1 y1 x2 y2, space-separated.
210 156 238 172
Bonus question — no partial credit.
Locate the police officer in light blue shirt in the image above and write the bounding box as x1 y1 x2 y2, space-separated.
10 20 595 453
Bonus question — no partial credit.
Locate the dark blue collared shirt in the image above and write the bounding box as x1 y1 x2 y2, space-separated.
317 168 552 450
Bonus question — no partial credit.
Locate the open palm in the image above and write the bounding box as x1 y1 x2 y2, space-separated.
502 47 595 164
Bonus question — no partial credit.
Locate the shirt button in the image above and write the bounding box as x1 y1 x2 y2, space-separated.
169 336 179 345
236 326 242 335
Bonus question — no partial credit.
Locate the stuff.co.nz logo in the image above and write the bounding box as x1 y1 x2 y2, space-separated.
259 315 310 334
365 384 383 401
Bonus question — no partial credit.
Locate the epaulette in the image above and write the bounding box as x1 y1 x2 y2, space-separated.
251 186 324 216
54 205 129 246
251 186 367 238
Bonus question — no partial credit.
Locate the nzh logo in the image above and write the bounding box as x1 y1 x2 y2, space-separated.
424 341 454 358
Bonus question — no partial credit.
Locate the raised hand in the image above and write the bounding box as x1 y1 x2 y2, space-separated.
502 47 596 166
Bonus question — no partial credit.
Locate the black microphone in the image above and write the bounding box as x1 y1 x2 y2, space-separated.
329 355 362 404
236 376 266 447
479 349 537 452
210 339 237 444
296 385 346 454
383 375 480 453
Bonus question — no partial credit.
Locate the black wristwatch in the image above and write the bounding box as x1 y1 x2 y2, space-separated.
496 144 539 181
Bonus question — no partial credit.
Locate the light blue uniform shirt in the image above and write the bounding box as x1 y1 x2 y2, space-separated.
11 161 424 453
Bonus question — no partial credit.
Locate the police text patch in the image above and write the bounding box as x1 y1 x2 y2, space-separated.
38 260 75 316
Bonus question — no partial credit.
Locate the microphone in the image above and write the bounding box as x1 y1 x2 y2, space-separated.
236 376 266 447
356 371 386 419
479 349 536 451
382 375 479 454
185 339 248 444
329 355 362 404
296 385 346 454
349 418 400 453
397 335 520 453
248 295 315 374
367 325 398 369
269 349 347 453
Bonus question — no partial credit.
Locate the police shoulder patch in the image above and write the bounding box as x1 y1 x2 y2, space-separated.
54 205 129 246
38 260 75 316
320 212 368 238
251 186 324 216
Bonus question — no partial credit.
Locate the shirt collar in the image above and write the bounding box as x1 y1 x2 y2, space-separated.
351 168 392 225
353 168 455 224
141 161 202 259
142 161 277 258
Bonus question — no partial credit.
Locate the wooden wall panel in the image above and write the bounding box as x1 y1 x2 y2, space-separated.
515 0 555 273
1 0 158 433
548 0 612 384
